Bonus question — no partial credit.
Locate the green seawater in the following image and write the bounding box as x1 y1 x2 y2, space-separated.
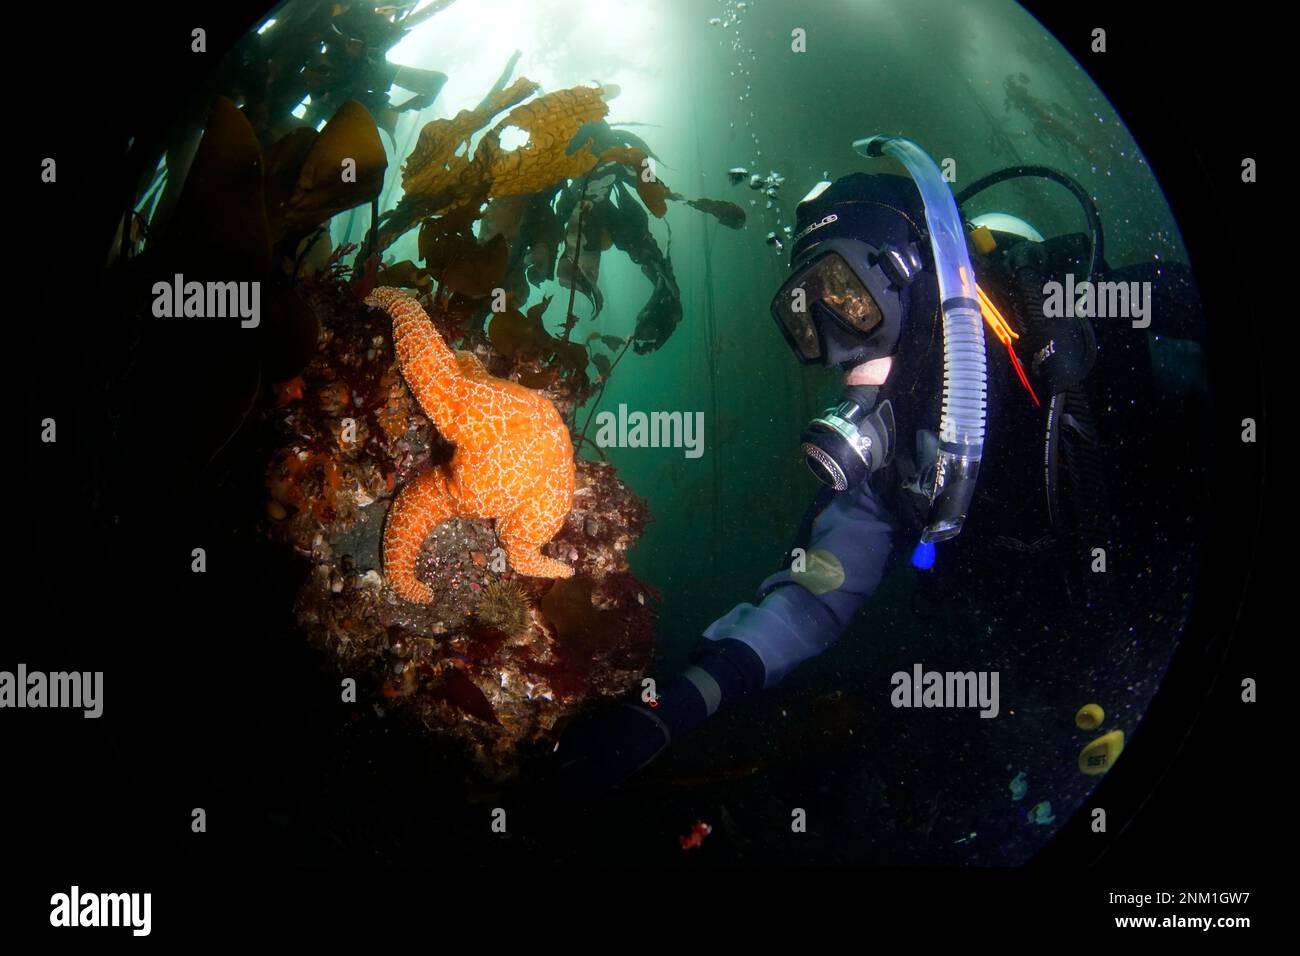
208 0 1208 863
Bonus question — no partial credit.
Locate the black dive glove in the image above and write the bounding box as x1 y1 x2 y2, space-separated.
549 639 764 790
551 699 674 791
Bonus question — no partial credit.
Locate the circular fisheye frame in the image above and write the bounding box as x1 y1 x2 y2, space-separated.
35 0 1261 903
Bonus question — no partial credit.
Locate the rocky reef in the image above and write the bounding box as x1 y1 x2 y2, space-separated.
264 269 656 778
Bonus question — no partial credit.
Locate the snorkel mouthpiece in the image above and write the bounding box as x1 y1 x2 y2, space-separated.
853 135 988 543
925 446 981 542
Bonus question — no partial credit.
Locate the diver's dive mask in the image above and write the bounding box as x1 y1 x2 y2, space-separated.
770 237 922 367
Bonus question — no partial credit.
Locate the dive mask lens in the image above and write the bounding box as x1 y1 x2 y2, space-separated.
771 252 884 363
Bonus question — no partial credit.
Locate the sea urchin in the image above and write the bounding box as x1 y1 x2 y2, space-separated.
474 579 531 638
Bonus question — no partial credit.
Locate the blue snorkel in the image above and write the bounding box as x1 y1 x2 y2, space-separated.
852 135 989 548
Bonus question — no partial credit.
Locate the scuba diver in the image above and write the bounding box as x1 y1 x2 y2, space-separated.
553 135 1204 789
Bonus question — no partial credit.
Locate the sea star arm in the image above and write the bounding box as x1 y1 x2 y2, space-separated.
384 467 459 603
497 510 575 578
367 288 502 445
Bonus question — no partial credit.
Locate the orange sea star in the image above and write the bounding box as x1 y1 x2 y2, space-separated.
366 287 575 603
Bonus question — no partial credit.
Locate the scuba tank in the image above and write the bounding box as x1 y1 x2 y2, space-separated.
1011 243 1117 628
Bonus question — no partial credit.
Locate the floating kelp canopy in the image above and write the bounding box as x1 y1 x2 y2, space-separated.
122 60 744 394
376 75 744 357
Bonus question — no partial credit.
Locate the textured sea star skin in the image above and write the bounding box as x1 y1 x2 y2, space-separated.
366 287 575 603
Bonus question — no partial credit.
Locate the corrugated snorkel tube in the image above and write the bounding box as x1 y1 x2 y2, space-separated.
852 135 987 543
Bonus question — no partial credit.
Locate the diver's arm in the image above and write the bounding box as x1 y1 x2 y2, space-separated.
552 479 895 788
702 478 896 687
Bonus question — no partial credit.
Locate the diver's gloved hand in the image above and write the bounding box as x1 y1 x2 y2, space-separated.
549 642 763 790
551 699 672 791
